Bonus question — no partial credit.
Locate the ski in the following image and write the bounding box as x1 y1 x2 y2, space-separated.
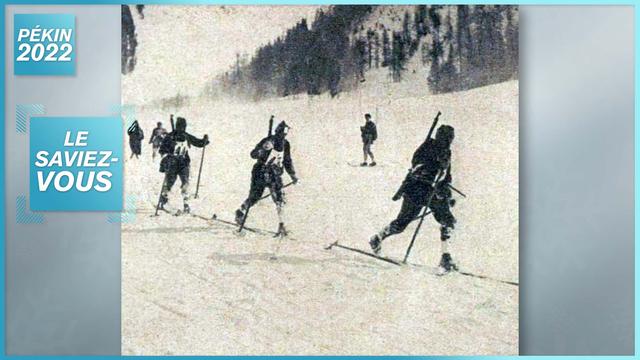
150 201 176 217
325 241 517 285
455 270 519 286
191 212 279 236
174 209 189 217
325 241 402 266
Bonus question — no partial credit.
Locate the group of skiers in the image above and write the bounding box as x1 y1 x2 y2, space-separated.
127 120 169 160
135 111 459 273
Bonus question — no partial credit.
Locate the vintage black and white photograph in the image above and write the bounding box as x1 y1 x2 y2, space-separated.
121 5 518 355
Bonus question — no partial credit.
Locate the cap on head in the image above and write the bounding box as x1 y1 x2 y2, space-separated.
365 113 372 120
176 117 187 132
275 121 290 136
435 125 455 146
157 121 162 127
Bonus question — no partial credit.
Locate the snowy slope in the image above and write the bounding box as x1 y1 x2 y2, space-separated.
121 78 518 355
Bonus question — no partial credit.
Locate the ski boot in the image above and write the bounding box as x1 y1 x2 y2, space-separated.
360 162 368 167
369 234 382 254
274 222 289 237
369 161 377 167
183 203 190 214
437 253 458 275
158 194 168 210
235 208 246 225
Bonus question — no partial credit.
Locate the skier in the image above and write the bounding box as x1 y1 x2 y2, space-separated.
149 121 167 160
368 125 457 273
360 113 377 166
127 120 144 159
235 120 299 236
158 116 209 214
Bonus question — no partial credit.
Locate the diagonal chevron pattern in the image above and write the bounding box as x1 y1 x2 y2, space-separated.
15 104 45 133
15 195 44 224
109 104 136 129
107 195 137 223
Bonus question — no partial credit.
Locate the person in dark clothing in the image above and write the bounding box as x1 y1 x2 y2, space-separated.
149 121 167 160
158 116 209 213
360 113 378 166
369 125 457 272
127 120 144 159
235 120 299 236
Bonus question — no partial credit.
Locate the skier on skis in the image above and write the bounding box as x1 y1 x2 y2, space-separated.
158 116 209 214
127 120 144 159
235 120 299 236
360 113 377 166
369 125 457 272
149 121 167 160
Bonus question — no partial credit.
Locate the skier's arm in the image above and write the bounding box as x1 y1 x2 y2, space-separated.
149 129 156 144
411 140 429 168
186 133 209 148
444 164 452 183
250 138 270 159
159 136 172 156
283 141 298 182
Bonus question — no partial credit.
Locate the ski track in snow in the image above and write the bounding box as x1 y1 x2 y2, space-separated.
122 80 518 355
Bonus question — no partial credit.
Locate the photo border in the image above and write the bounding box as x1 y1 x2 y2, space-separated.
0 1 636 358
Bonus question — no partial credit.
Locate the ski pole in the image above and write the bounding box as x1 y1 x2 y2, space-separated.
153 174 167 217
411 210 432 222
403 172 444 263
448 183 467 198
194 144 206 199
258 181 295 201
237 206 251 233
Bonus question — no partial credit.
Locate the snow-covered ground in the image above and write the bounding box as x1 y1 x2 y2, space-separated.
121 77 518 355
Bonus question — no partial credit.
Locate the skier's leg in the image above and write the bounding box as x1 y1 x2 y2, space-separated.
361 143 368 165
367 142 376 165
236 166 266 224
161 172 177 207
430 198 457 271
270 176 287 235
369 197 422 253
179 164 191 212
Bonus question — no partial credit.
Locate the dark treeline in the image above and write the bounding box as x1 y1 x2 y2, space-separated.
219 6 374 99
219 5 518 99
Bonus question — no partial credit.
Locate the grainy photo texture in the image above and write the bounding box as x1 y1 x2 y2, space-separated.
121 5 518 355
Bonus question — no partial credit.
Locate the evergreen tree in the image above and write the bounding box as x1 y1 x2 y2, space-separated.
121 5 137 74
382 28 391 67
373 31 380 68
427 6 444 91
352 37 367 81
505 6 519 76
456 5 473 82
366 29 375 69
390 31 406 82
414 5 427 38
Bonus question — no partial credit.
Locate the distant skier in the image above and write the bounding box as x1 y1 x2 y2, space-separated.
149 121 167 160
158 116 209 214
369 125 457 273
235 120 299 236
127 120 144 159
360 113 377 166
